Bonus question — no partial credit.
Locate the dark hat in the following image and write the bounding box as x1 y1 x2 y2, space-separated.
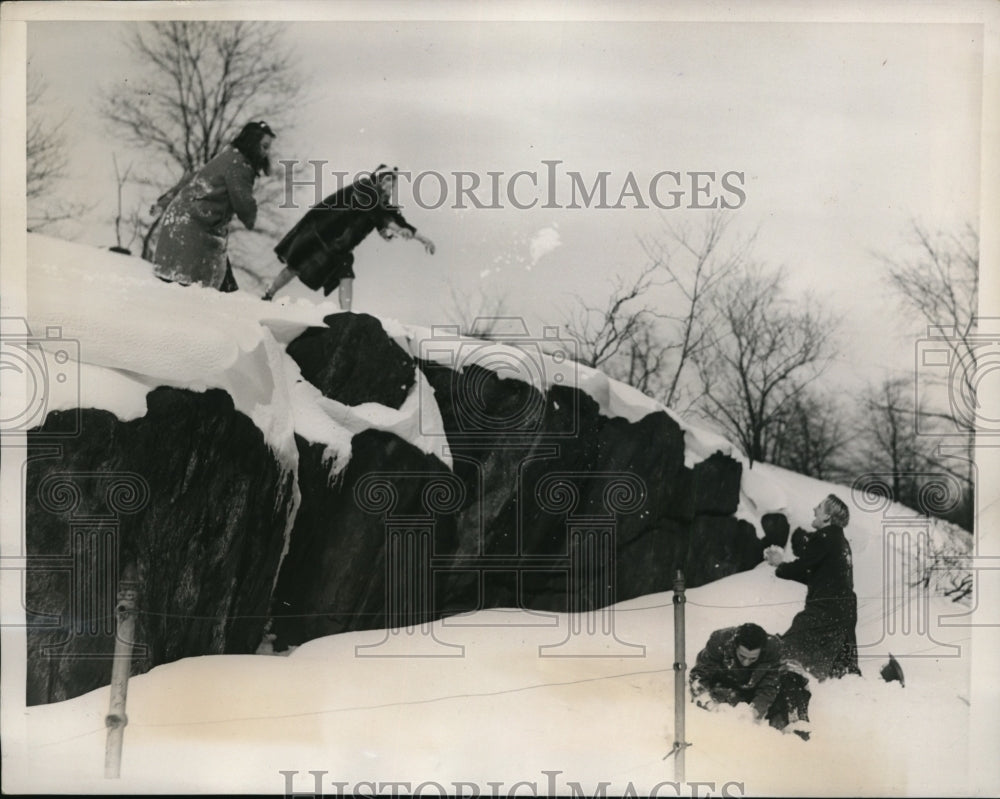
880 654 905 687
372 164 399 181
243 120 276 138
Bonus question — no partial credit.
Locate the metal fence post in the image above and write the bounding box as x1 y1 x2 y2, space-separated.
672 569 688 782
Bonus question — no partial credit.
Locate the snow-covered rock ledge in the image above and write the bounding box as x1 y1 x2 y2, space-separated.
21 235 814 705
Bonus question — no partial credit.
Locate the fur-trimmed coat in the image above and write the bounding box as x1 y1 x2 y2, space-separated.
152 146 258 288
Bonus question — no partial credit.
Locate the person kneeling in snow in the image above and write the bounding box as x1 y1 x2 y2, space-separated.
765 493 861 681
690 623 811 739
262 165 434 309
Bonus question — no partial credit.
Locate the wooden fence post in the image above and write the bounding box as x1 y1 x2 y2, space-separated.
104 563 138 779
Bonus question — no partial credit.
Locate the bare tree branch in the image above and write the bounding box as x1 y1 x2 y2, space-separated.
100 21 302 270
564 259 663 370
692 263 838 466
26 74 92 231
444 282 513 339
875 221 978 504
561 212 753 414
878 222 978 421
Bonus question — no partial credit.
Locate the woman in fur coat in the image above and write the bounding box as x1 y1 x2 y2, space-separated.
152 121 275 291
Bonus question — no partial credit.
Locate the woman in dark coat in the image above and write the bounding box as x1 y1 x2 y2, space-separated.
262 165 434 309
765 494 862 680
152 121 275 291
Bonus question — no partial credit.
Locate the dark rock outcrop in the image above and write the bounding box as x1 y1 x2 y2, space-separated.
26 388 293 705
270 429 458 648
286 313 414 408
692 451 743 516
683 517 765 586
26 313 771 702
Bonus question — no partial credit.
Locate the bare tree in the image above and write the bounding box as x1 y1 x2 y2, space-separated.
563 213 750 412
27 77 66 200
27 75 89 231
614 315 668 397
852 375 973 529
639 213 749 407
109 154 143 254
564 260 663 370
878 222 978 528
693 264 837 467
103 22 300 178
769 390 851 481
101 22 302 266
880 222 978 410
854 377 928 507
445 281 512 339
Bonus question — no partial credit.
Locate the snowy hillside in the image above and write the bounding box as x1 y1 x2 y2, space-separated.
25 235 741 475
25 234 790 526
6 477 976 795
5 236 987 795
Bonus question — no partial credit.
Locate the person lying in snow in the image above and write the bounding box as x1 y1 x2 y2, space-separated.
152 121 276 292
262 165 435 309
765 493 862 681
690 623 811 739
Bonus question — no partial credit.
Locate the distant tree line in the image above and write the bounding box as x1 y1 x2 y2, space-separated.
562 214 977 533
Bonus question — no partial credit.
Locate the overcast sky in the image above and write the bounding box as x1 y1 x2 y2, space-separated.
23 11 986 395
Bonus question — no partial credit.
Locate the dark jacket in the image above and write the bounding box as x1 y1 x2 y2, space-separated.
152 146 257 288
777 525 860 679
776 525 854 601
689 627 784 719
274 177 416 273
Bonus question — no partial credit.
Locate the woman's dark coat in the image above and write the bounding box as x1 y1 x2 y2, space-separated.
776 524 861 680
274 177 416 295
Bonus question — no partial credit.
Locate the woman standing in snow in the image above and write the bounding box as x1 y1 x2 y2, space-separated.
765 494 862 680
262 165 434 309
152 121 275 291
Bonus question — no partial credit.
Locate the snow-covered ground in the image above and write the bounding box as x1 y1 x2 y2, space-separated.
3 236 995 795
2 517 977 795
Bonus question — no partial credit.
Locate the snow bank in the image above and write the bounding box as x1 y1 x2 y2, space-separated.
26 234 763 490
27 235 967 580
9 528 976 796
25 235 451 476
11 253 985 794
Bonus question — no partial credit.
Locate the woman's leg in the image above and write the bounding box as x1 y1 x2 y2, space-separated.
338 277 354 311
262 267 296 300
